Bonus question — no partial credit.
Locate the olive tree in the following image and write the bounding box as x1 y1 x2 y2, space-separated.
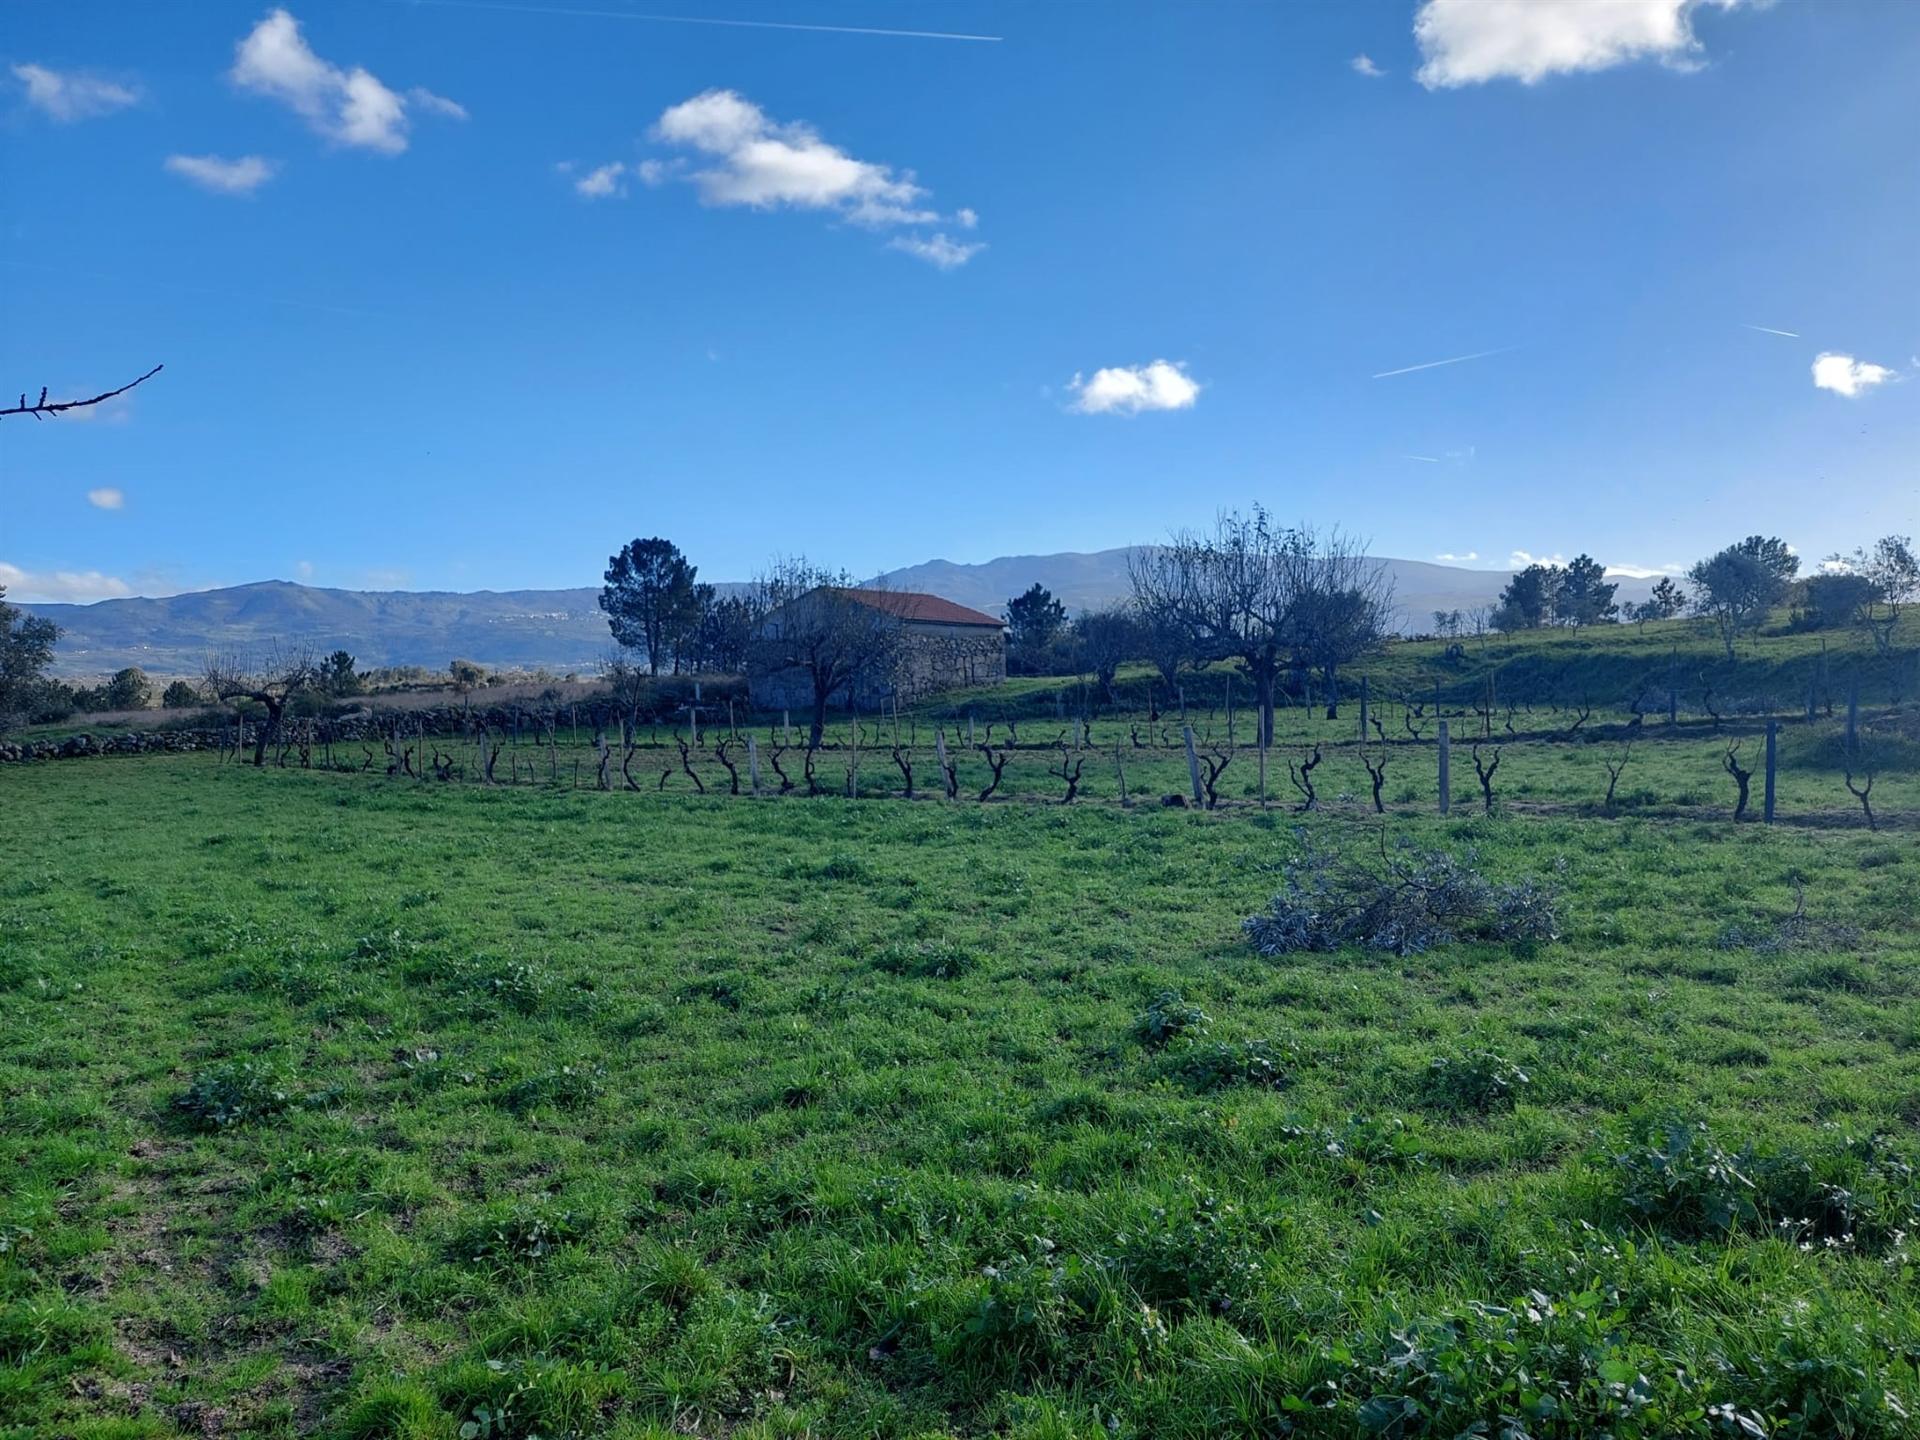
1688 536 1797 659
1827 535 1917 654
0 585 59 732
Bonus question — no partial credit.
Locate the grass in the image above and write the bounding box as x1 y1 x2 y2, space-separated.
4 747 1919 1438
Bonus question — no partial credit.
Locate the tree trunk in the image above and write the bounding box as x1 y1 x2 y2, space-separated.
810 686 829 750
1323 663 1339 720
252 696 284 767
1255 666 1275 748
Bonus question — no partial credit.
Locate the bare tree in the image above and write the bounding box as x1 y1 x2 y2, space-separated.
749 558 903 749
1074 604 1137 707
1276 524 1396 719
1131 510 1393 742
204 647 315 766
1129 511 1289 746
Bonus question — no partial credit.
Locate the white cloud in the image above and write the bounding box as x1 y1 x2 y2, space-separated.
0 561 133 604
86 488 124 511
296 560 315 579
231 9 461 154
1067 360 1201 416
1350 54 1386 77
11 62 138 121
574 161 627 198
165 153 277 195
1435 551 1479 562
407 87 467 120
639 89 978 257
1604 562 1685 578
1510 549 1566 568
1414 0 1749 89
1811 351 1894 398
887 232 984 269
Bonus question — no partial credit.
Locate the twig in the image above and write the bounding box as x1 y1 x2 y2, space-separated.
3 364 163 419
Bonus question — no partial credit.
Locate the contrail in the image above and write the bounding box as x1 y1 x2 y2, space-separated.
1372 346 1517 379
392 0 1003 41
0 258 377 317
1403 454 1442 463
1743 324 1799 338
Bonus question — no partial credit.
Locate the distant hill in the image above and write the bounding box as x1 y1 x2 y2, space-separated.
28 581 615 679
876 548 1657 629
26 555 1657 678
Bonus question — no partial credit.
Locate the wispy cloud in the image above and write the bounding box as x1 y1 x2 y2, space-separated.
1350 54 1386 77
0 561 133 604
1414 0 1759 89
86 488 125 511
1373 346 1516 379
296 560 315 580
595 88 983 264
1405 454 1443 463
573 161 628 199
1605 562 1685 578
1811 352 1894 398
1742 323 1798 338
391 0 1001 42
887 232 984 270
1067 360 1201 416
1435 551 1480 562
231 8 464 154
11 62 139 121
165 153 278 195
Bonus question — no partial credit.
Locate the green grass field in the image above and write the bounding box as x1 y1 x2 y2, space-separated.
4 743 1919 1437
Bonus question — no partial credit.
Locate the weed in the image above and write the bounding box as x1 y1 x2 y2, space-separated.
1132 990 1210 1050
175 1058 293 1130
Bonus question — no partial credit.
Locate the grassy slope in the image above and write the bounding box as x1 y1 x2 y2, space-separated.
3 757 1918 1438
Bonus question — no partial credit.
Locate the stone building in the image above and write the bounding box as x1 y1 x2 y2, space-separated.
747 588 1006 713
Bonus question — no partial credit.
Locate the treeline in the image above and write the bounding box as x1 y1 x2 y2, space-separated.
1464 534 1915 661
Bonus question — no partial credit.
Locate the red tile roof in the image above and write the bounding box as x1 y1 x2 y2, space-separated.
836 588 1004 628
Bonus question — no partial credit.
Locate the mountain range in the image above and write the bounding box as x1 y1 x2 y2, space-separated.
24 550 1659 678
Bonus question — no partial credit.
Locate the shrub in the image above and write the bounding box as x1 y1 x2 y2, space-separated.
176 1059 293 1131
1132 991 1210 1051
1244 833 1563 958
1421 1047 1531 1114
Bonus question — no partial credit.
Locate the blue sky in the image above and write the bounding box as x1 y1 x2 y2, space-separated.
4 0 1916 602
